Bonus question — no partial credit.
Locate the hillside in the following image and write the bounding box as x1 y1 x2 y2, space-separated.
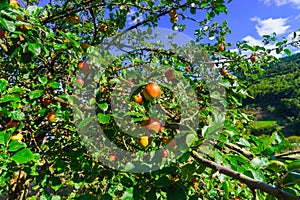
244 53 300 136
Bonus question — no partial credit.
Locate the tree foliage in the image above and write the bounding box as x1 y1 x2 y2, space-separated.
0 0 300 199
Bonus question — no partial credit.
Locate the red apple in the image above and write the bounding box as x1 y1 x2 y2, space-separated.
109 153 117 162
42 99 51 106
133 93 143 104
220 68 228 75
165 69 175 81
218 44 225 51
251 55 259 62
76 77 84 86
141 118 161 133
162 150 168 158
78 61 90 73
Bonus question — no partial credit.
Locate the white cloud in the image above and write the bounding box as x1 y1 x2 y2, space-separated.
242 35 263 46
259 0 300 9
242 35 285 58
250 17 290 36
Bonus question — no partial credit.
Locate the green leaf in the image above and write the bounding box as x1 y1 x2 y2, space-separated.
267 160 287 173
38 76 48 85
284 49 291 56
49 81 60 88
0 94 20 103
8 140 26 152
28 42 42 56
98 103 108 111
10 110 25 120
250 157 269 169
97 113 111 124
12 148 34 164
121 187 133 200
287 160 300 171
0 78 7 94
29 90 43 100
0 17 15 32
237 138 251 147
51 196 61 200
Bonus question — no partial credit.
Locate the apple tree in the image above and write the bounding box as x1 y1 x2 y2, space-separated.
0 0 300 199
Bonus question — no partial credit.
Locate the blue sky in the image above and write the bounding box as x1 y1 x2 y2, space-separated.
150 0 300 57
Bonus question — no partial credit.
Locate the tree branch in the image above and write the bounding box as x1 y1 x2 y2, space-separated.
191 150 300 200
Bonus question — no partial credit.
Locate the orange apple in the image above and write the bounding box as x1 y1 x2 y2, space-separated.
143 82 161 101
48 111 56 122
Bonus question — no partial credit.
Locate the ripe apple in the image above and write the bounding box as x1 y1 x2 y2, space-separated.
100 24 108 32
162 137 169 144
162 150 168 158
165 69 175 81
251 55 259 62
141 118 161 133
143 82 161 101
169 8 177 17
170 15 178 24
19 34 25 41
10 0 19 8
78 61 90 73
196 85 202 90
6 121 18 128
76 77 84 86
186 54 191 59
218 44 225 51
185 66 191 72
220 68 228 75
233 198 241 200
238 183 243 187
48 111 56 122
139 136 149 147
133 93 143 104
67 16 80 24
0 31 8 38
80 43 89 51
109 153 117 162
11 133 23 141
42 99 51 106
190 177 197 183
